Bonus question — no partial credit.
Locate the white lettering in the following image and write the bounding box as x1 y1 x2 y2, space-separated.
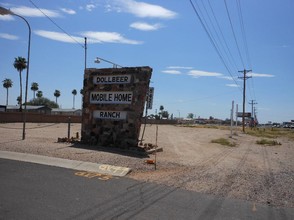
90 92 133 104
94 75 131 84
94 110 127 120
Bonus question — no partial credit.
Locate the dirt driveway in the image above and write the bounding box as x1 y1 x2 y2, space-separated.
134 124 294 208
0 123 293 208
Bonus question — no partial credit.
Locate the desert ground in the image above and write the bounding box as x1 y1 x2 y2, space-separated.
0 123 293 209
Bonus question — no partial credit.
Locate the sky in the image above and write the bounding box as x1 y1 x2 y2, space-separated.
0 0 293 124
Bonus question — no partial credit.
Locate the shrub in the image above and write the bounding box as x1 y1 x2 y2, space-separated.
256 139 281 146
211 138 237 147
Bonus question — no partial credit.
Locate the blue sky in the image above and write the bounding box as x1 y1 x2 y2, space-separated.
0 0 293 123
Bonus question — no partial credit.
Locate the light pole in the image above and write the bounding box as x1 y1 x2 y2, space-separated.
0 7 31 140
94 57 123 68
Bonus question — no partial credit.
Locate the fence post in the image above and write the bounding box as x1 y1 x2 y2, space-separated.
67 117 71 140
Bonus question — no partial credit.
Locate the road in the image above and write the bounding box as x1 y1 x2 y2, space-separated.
0 158 293 220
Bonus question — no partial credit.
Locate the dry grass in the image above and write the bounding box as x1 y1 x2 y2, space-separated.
256 139 282 146
211 138 237 147
246 128 294 140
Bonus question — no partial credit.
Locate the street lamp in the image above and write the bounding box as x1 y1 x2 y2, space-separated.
94 57 123 68
0 6 31 140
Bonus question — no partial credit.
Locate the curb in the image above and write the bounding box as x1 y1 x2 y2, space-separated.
0 150 131 177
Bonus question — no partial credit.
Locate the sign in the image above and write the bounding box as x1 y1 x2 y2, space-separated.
90 91 133 104
93 110 127 120
146 87 154 109
237 112 251 118
82 67 152 148
93 75 131 84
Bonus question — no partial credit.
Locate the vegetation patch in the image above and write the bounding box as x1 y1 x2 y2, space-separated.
179 124 228 130
256 139 281 146
246 128 294 140
211 138 237 147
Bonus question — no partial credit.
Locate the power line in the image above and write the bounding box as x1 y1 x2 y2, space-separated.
235 0 256 104
236 0 252 69
207 0 239 72
223 0 246 69
29 0 84 48
189 0 241 90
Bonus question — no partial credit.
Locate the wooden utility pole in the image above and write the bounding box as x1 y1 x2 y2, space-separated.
235 104 238 127
238 69 252 132
249 100 257 119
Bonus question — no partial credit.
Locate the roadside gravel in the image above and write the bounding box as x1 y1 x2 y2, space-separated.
0 123 293 209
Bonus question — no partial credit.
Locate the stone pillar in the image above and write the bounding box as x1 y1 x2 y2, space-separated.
81 66 152 149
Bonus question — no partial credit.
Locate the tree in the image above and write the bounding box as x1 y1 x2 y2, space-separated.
2 78 13 106
187 113 194 119
80 89 84 108
36 91 43 98
30 82 39 99
17 96 21 105
72 89 77 109
80 89 84 96
13 56 27 111
159 105 164 119
27 97 59 108
161 111 169 119
54 89 61 104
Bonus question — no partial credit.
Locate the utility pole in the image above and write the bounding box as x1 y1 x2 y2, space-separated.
249 100 257 119
235 104 238 127
254 107 258 121
238 69 252 132
230 100 234 138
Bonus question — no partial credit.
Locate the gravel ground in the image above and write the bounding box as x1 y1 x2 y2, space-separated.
0 123 293 209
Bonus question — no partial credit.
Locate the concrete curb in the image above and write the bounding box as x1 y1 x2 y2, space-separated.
0 150 131 177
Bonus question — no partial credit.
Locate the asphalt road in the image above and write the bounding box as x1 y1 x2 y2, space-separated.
0 158 293 220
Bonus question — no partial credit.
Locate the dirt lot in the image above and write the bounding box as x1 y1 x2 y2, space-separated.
0 123 293 209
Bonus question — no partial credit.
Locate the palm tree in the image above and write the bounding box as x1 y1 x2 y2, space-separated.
13 56 27 111
159 105 164 119
36 90 43 98
30 82 39 99
72 89 77 109
80 89 84 108
2 78 13 106
54 90 61 104
17 96 21 105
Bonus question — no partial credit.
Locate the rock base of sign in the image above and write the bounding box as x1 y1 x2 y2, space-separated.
81 66 152 149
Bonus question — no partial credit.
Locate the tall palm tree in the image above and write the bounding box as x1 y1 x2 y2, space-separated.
13 56 27 111
30 82 39 99
2 78 13 106
36 90 43 98
80 89 84 108
159 105 164 119
17 96 21 105
54 89 61 104
72 89 77 109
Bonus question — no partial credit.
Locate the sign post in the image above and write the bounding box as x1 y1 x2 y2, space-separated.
140 87 155 144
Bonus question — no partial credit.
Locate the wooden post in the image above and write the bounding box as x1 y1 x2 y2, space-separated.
154 125 158 170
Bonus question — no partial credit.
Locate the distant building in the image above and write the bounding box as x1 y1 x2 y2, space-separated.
51 108 82 116
0 105 6 112
6 105 51 114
